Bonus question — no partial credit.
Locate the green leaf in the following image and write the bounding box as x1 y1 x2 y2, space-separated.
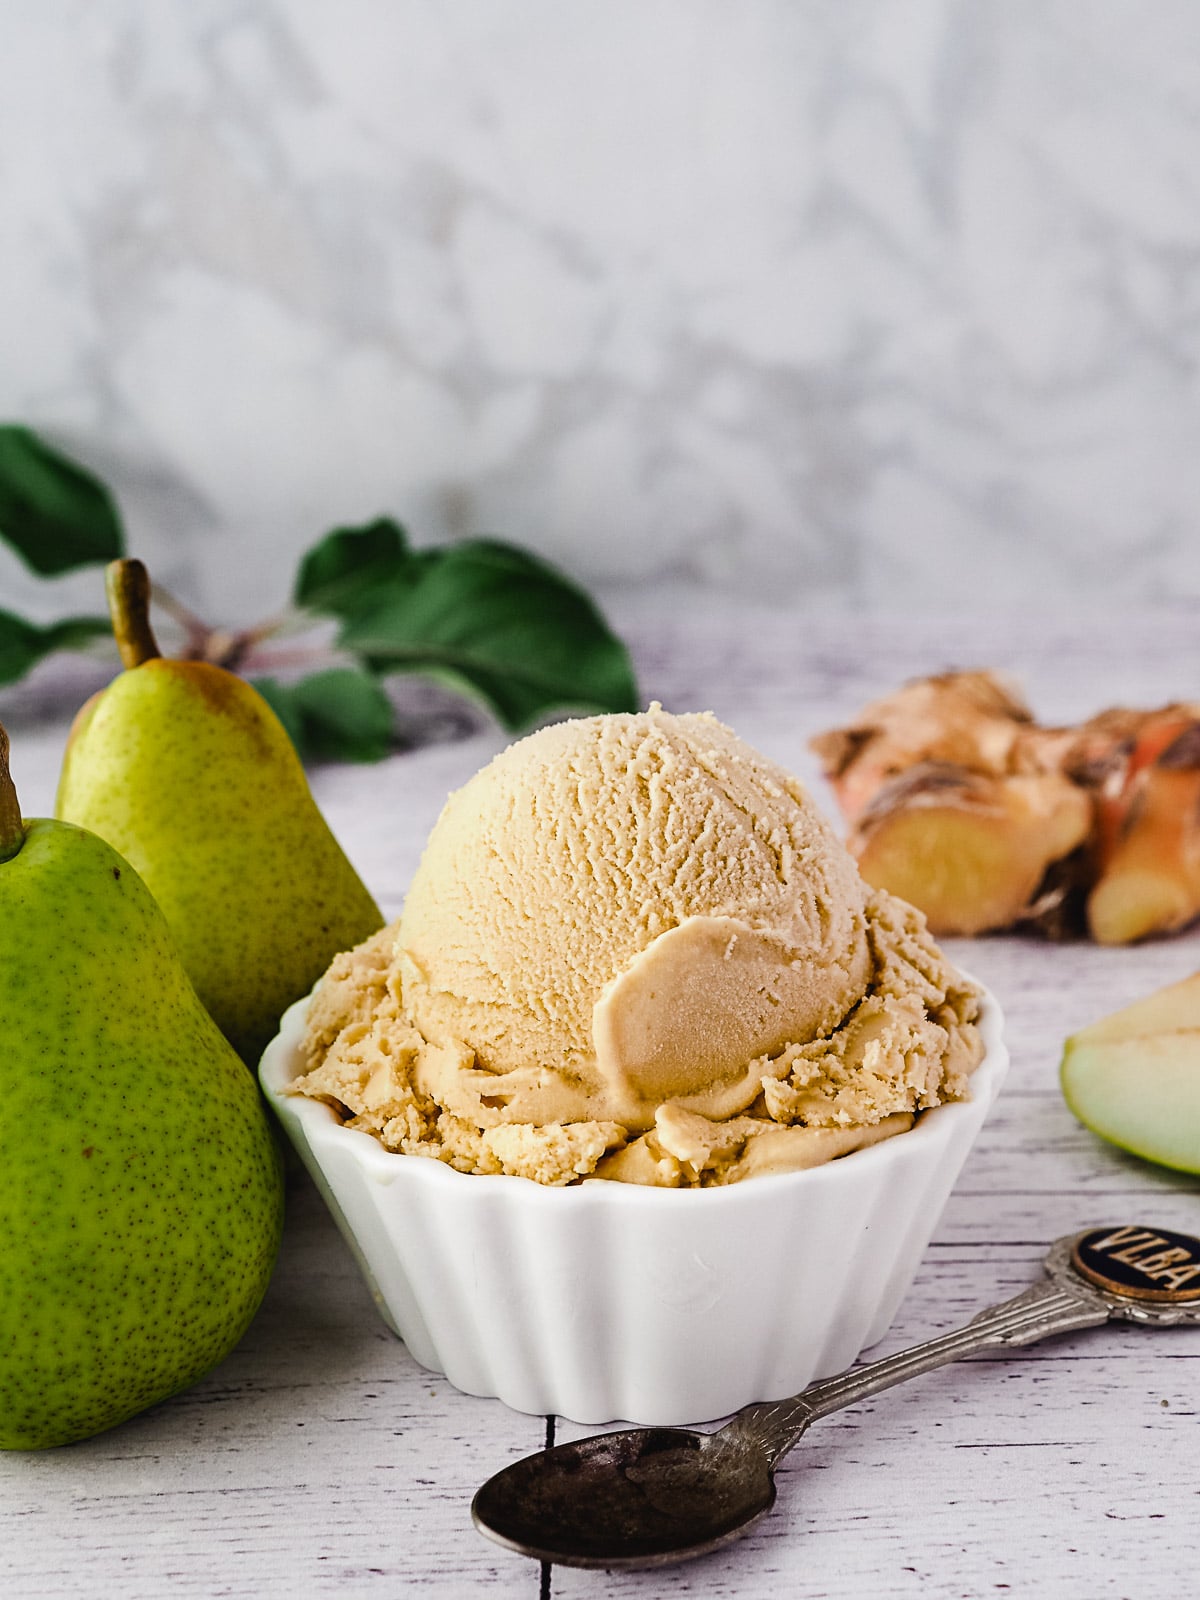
0 609 113 687
293 518 415 617
254 668 397 763
337 539 639 731
0 427 125 574
252 676 305 752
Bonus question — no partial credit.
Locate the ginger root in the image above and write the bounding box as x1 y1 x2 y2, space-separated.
1084 717 1200 943
852 764 1091 937
811 671 1034 823
812 673 1200 944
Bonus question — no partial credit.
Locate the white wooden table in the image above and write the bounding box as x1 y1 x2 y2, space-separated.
2 593 1198 1599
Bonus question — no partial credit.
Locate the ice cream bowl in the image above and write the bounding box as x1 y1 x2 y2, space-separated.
260 980 1006 1427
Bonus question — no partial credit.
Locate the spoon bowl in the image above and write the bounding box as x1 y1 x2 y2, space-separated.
471 1426 776 1570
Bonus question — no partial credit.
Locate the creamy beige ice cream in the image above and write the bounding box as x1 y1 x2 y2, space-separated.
292 706 983 1186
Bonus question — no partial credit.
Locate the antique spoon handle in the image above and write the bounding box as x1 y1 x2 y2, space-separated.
731 1279 1110 1467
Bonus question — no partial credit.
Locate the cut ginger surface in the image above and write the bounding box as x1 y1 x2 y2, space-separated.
813 672 1200 944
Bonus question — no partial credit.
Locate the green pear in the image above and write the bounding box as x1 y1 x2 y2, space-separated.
1061 973 1200 1174
0 724 284 1449
57 559 384 1065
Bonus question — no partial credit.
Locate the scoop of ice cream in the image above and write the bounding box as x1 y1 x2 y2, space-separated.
396 706 872 1127
293 706 983 1186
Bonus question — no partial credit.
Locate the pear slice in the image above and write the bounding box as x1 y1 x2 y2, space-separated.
1061 975 1200 1172
1069 970 1200 1045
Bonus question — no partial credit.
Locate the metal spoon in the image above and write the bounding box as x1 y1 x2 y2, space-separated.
473 1224 1200 1570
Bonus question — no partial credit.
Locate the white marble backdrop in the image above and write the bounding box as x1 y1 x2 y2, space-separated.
3 0 1200 626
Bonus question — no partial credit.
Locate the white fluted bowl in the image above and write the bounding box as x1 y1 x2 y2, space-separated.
260 982 1006 1425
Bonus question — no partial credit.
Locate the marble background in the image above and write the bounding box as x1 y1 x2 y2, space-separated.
4 0 1200 629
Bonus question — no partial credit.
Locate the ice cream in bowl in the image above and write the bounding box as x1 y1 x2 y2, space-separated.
260 706 1006 1424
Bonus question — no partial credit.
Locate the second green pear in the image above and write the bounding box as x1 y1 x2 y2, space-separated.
57 561 384 1066
0 722 283 1449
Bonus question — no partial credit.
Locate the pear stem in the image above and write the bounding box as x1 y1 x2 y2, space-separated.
0 723 25 862
107 559 162 669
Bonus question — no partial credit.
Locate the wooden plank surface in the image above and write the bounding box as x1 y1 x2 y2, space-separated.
2 596 1199 1598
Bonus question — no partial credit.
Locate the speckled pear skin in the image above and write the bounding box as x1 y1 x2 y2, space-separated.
56 659 384 1066
0 818 284 1450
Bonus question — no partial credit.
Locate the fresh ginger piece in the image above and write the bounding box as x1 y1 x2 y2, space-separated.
811 670 1032 824
1087 733 1200 943
814 677 1200 943
1077 709 1200 871
852 765 1092 936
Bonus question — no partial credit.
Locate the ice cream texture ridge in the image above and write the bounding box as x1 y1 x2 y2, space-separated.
290 706 984 1187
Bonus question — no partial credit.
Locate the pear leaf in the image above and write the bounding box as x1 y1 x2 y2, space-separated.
0 427 125 574
251 676 304 751
294 519 416 618
337 538 639 731
0 609 113 687
254 667 397 763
